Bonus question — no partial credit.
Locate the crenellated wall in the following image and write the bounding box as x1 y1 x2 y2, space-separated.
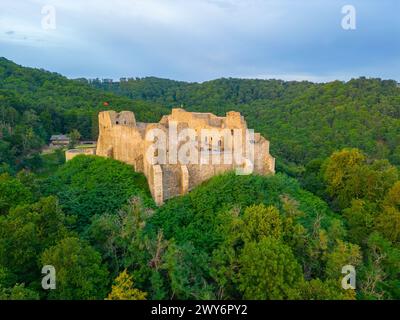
95 108 275 205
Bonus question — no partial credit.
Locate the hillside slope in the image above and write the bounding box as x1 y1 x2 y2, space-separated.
91 77 400 167
0 58 170 170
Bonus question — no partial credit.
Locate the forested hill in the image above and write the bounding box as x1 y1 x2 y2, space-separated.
1 58 400 300
2 57 400 175
90 76 400 168
0 58 169 170
1 57 400 172
0 58 169 134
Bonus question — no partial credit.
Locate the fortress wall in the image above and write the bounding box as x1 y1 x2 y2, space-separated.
116 111 136 126
200 164 232 184
169 109 228 131
226 111 245 128
252 138 270 175
185 163 235 191
142 123 169 176
96 111 117 157
146 163 155 199
213 163 235 175
65 148 96 161
253 139 266 174
97 111 144 167
266 154 276 174
97 125 143 166
161 165 181 201
181 166 189 194
95 109 275 205
199 164 216 183
152 165 164 205
173 115 212 130
186 164 201 191
109 126 143 166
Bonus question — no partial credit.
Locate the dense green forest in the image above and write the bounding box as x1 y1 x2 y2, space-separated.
0 58 399 300
0 58 169 173
90 76 400 168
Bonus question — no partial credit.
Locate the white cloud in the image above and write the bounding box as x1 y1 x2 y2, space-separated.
0 0 398 81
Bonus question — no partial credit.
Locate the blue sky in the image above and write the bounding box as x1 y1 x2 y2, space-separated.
0 0 399 82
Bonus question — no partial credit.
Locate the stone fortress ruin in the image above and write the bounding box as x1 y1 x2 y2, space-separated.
67 108 275 205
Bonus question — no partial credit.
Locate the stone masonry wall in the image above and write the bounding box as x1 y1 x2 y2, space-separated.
95 108 275 205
